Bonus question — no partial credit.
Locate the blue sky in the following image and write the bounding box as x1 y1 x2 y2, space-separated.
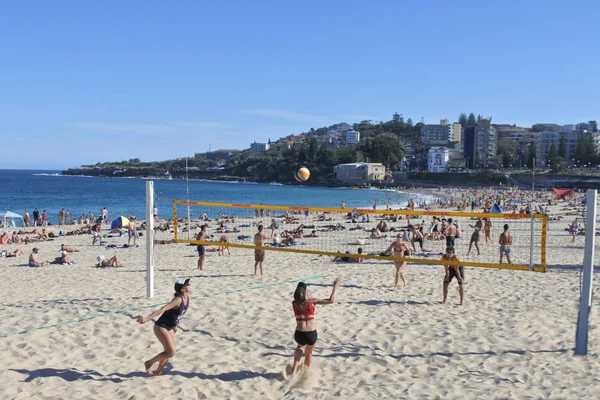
1 0 598 169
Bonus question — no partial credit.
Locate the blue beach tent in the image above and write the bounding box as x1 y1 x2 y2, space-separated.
111 216 130 230
490 204 503 214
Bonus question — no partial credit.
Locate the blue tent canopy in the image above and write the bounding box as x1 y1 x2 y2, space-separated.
490 204 503 214
111 216 130 230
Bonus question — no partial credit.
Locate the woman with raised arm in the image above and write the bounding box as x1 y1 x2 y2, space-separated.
137 278 191 376
288 277 341 376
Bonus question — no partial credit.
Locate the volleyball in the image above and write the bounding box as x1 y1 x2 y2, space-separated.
294 166 310 182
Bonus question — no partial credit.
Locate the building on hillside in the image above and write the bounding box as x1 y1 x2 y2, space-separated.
475 119 497 167
421 119 462 145
250 141 270 155
345 130 360 145
495 124 531 140
205 149 241 160
427 146 465 173
334 162 385 183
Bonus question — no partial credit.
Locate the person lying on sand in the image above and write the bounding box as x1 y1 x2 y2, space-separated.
96 255 124 267
60 243 80 253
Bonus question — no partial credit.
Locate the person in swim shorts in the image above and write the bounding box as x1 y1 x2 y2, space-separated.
196 225 208 270
28 248 44 267
499 224 512 264
442 246 464 305
288 277 341 376
137 278 191 376
253 224 272 275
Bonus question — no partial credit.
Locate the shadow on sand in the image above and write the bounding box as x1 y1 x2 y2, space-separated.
10 367 282 383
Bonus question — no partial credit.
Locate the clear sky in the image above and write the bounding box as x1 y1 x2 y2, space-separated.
1 0 598 169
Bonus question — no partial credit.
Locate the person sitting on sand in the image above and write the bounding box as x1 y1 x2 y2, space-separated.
96 255 123 267
286 277 341 377
50 250 69 264
38 229 49 241
370 227 384 239
11 231 20 244
304 230 318 238
28 248 44 267
60 243 80 253
137 278 191 376
0 232 9 244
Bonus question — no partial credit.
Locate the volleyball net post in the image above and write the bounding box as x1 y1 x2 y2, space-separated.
575 189 597 356
146 181 155 299
171 200 548 273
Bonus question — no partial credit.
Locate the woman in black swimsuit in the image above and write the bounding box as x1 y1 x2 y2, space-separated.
288 277 341 376
137 278 191 375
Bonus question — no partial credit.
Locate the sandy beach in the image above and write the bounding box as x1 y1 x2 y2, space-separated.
2 195 600 399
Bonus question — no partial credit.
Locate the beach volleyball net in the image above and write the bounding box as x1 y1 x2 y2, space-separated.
171 200 548 272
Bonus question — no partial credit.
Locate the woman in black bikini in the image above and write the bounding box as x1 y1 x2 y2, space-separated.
288 277 341 376
137 278 191 375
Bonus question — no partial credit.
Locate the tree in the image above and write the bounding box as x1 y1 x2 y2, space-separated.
458 113 468 127
527 142 537 168
588 120 598 133
496 138 516 168
558 136 567 159
550 156 565 173
406 118 413 126
392 112 401 123
477 114 483 123
363 135 404 169
467 113 476 126
546 143 558 166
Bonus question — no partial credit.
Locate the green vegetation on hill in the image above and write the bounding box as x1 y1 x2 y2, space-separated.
63 114 423 183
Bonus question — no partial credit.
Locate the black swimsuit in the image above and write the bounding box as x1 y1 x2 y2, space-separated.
155 295 189 330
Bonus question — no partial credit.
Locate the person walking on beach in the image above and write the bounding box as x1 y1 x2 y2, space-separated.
32 208 39 226
499 224 512 264
442 246 464 305
58 208 65 227
196 225 208 270
65 209 71 224
253 224 272 275
24 210 30 227
569 217 580 243
466 217 482 256
137 278 191 376
128 217 138 246
287 277 341 376
387 234 411 289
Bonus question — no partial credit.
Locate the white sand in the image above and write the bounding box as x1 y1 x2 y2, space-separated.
2 204 600 399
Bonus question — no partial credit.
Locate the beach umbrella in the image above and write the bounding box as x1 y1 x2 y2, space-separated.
111 216 130 230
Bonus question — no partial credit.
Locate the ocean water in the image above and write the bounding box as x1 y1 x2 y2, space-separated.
0 170 433 224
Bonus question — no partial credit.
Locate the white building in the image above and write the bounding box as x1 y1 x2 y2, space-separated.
427 148 450 173
345 130 360 145
250 141 270 155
